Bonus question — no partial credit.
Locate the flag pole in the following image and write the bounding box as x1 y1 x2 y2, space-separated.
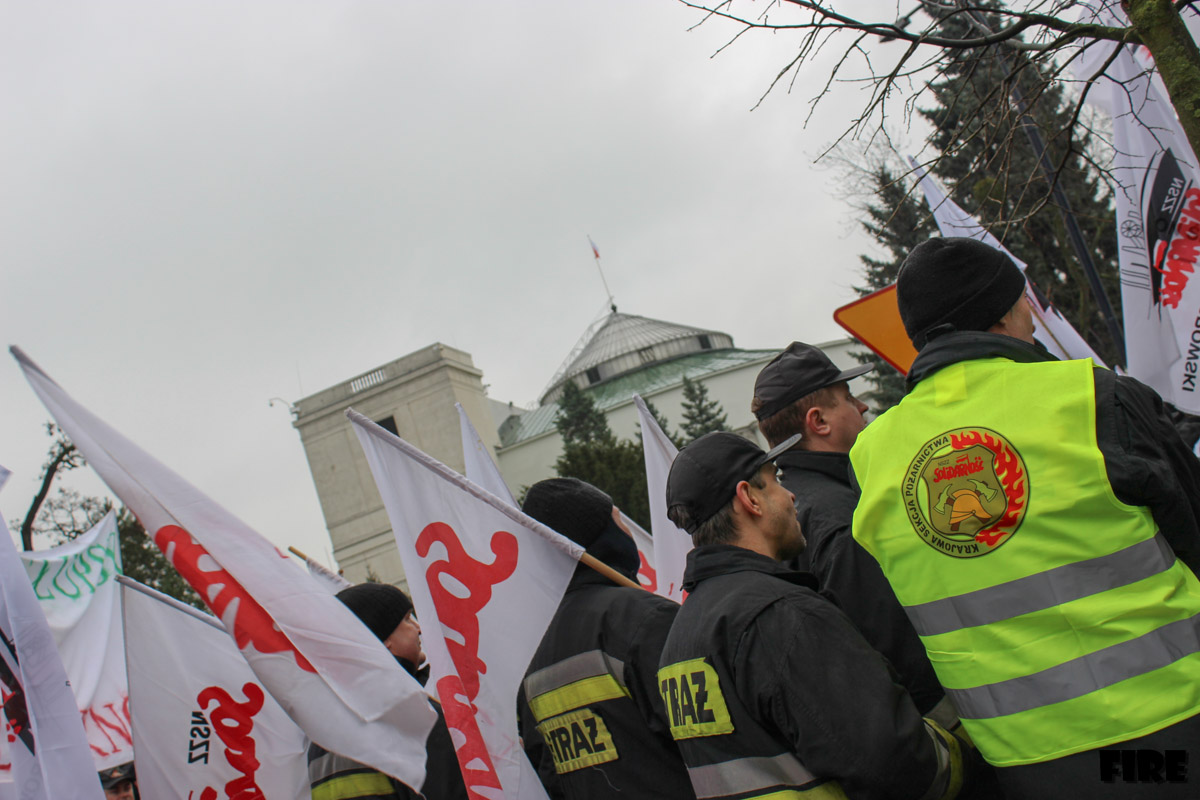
287 545 309 561
588 235 617 313
581 553 641 589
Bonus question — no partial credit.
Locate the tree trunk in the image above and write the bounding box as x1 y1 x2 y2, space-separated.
20 446 73 551
1125 0 1200 161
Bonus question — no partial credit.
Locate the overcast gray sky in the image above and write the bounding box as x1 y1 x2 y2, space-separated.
1 0 916 564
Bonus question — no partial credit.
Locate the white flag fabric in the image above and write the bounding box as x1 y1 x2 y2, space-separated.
1073 2 1200 409
633 396 691 602
303 556 351 594
12 348 436 790
910 160 1104 365
119 577 311 800
456 402 657 591
457 403 516 505
20 512 131 771
0 465 103 800
622 514 659 594
350 410 583 800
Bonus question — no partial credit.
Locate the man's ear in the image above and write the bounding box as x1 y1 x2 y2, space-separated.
805 405 829 438
733 480 764 519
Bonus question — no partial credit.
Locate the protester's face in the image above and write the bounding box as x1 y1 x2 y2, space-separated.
759 464 805 560
105 782 135 800
384 611 424 665
821 382 870 452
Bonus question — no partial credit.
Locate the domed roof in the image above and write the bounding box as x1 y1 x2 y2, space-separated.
539 311 733 404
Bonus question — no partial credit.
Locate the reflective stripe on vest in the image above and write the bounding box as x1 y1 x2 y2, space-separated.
905 535 1176 637
850 357 1200 765
525 649 630 721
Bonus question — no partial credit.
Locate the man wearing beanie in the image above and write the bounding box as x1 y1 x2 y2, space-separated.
518 477 694 799
657 432 974 800
850 236 1200 797
751 342 954 724
308 583 467 800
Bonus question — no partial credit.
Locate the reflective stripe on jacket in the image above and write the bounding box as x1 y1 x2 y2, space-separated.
658 546 964 800
520 569 694 799
851 355 1200 766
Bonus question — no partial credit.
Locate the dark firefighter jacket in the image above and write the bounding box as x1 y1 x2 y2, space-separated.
779 449 950 719
519 566 694 800
657 545 970 800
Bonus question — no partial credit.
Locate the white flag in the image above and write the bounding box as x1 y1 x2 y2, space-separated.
303 556 351 594
1074 2 1200 409
12 348 437 790
350 410 583 800
119 578 311 800
456 402 657 591
457 403 516 506
633 396 691 602
910 159 1104 365
20 512 131 771
0 465 103 799
621 514 659 594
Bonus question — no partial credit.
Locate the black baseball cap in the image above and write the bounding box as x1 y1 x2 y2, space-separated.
666 431 802 534
99 762 135 790
753 342 873 421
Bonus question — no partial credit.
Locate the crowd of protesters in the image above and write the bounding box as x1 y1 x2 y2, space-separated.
310 237 1200 800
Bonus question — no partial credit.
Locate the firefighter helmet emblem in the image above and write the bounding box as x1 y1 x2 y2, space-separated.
902 427 1028 558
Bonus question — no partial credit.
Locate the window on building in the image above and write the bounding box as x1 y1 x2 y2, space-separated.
698 335 712 350
375 416 399 436
638 346 655 364
586 367 602 384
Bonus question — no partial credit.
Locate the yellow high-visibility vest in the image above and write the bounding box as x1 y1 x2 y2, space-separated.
850 356 1200 766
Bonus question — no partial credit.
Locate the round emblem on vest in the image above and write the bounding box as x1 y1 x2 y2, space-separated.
902 427 1028 558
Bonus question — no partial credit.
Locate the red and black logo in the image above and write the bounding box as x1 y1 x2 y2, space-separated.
1142 148 1200 309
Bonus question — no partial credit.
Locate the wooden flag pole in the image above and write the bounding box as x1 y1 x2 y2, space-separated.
287 545 308 561
581 552 641 589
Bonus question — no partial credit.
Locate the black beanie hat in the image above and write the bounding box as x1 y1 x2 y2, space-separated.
897 237 1027 348
335 583 413 642
522 477 613 548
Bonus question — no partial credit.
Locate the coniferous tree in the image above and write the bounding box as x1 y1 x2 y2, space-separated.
918 4 1123 365
853 165 940 410
554 382 651 529
679 376 729 441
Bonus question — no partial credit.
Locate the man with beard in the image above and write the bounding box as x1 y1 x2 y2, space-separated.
308 583 467 800
657 432 972 799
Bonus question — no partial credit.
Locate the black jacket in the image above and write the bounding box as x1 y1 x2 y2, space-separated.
778 449 948 716
520 567 694 800
659 545 972 800
906 332 1200 574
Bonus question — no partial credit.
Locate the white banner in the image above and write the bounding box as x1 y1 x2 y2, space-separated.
457 403 516 506
456 403 657 592
303 556 350 594
633 396 691 602
350 410 583 800
910 160 1104 365
0 465 103 799
20 512 131 771
120 578 310 800
12 348 436 790
1075 2 1200 409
